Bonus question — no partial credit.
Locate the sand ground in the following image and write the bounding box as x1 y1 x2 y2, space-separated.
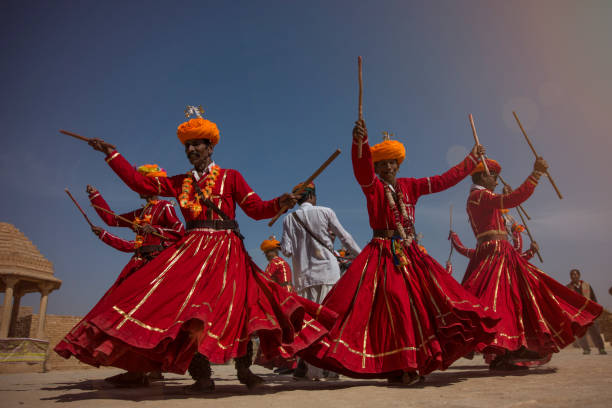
0 348 610 408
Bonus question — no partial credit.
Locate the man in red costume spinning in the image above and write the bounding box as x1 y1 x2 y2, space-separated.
461 157 603 370
55 107 335 391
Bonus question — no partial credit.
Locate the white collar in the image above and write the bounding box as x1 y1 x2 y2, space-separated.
300 202 314 209
471 184 487 191
192 161 217 181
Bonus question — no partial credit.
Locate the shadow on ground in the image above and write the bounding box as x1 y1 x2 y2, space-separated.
38 367 558 403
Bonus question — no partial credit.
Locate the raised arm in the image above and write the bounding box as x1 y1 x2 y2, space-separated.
480 158 548 210
88 185 135 227
232 170 282 220
449 231 475 258
351 120 377 193
105 151 179 197
412 148 481 198
92 226 136 253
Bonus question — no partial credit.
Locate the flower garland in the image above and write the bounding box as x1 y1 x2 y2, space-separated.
179 165 221 217
133 214 152 249
383 184 416 267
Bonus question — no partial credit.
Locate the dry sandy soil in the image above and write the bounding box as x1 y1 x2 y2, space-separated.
0 348 610 408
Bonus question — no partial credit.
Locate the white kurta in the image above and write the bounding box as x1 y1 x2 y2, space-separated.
280 202 361 292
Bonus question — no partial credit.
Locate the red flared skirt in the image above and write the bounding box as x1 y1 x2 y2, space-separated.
302 238 500 378
462 239 603 364
55 229 335 374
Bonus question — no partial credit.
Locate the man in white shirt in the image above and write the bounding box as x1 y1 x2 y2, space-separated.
280 182 361 380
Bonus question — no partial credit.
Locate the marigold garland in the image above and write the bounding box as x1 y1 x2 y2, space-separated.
179 165 221 217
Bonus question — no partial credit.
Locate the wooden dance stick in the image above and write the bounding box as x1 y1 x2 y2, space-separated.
357 56 364 158
512 111 563 200
65 188 94 228
468 114 490 176
59 129 116 149
91 204 166 239
497 175 531 220
268 149 342 227
515 206 543 263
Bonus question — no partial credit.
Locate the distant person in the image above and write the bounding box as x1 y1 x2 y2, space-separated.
567 269 607 355
281 181 360 380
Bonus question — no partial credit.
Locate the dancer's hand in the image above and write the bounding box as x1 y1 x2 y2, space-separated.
533 157 548 174
91 226 103 236
89 138 116 155
140 224 157 235
471 144 485 158
529 241 539 253
353 119 367 143
86 185 98 195
278 193 298 210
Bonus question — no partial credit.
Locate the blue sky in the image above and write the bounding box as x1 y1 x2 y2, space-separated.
1 0 611 314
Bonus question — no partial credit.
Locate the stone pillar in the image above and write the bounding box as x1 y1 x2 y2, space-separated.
1 276 19 338
8 290 23 337
36 283 53 339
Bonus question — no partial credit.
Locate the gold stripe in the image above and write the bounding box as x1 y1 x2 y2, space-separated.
382 262 397 345
218 170 227 199
116 235 198 329
492 258 505 312
361 252 379 368
218 232 232 300
239 191 255 206
113 306 167 332
333 253 371 353
174 236 225 320
105 152 120 163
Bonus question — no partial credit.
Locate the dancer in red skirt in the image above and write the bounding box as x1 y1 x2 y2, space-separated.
55 107 335 391
254 236 298 373
461 158 603 370
302 120 500 385
87 175 185 289
58 171 185 386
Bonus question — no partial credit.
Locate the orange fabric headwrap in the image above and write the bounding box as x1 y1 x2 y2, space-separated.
470 158 501 176
370 140 406 165
177 118 220 146
260 237 280 252
137 164 167 178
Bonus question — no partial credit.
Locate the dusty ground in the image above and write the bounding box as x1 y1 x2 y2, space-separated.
0 348 610 408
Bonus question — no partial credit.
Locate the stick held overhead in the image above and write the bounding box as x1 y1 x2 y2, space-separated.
512 111 563 200
357 56 364 159
91 204 166 239
268 149 341 227
468 114 490 176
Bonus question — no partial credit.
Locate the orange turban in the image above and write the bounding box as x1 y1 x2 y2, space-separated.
470 158 501 176
370 140 406 165
418 245 428 255
177 118 220 146
137 164 167 178
260 236 280 252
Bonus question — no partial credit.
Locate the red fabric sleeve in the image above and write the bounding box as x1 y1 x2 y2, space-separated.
154 202 185 242
231 170 280 220
105 151 180 198
412 153 479 198
99 230 136 253
449 231 475 258
351 135 378 194
89 191 135 227
480 175 539 210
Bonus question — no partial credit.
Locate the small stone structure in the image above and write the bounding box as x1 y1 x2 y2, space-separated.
0 222 61 372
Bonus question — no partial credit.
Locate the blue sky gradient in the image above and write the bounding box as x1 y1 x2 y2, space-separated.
1 1 611 313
